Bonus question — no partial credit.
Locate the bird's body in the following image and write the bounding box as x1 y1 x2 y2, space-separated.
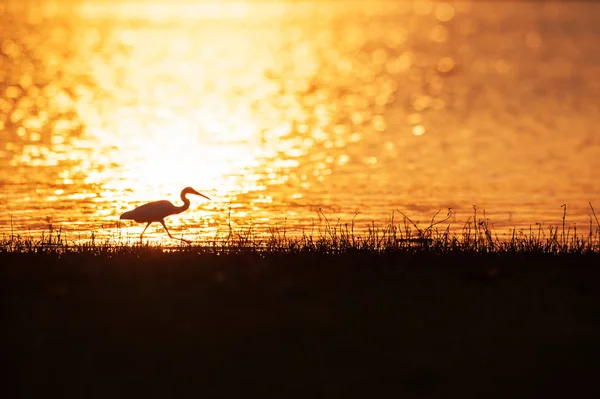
120 187 210 242
120 200 182 223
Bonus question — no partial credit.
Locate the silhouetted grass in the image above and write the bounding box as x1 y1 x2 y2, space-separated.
3 204 600 255
2 208 600 398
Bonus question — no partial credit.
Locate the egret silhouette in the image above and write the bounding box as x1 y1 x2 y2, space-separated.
120 187 210 243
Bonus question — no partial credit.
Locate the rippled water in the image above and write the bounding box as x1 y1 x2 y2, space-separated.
1 0 599 242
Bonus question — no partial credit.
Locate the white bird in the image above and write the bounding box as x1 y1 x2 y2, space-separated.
120 187 210 243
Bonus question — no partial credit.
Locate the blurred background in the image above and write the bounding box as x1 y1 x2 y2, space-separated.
1 0 599 242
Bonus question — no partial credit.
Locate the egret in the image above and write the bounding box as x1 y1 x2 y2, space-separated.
120 187 210 243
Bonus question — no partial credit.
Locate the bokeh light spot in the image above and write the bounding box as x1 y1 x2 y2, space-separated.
437 57 455 73
412 125 426 136
435 3 455 22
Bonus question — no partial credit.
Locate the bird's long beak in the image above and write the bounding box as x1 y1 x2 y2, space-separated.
191 189 210 200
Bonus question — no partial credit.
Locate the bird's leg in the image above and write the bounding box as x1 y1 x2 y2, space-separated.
160 220 191 244
159 219 174 238
140 222 151 243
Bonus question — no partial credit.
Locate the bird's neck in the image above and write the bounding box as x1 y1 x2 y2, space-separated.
175 193 191 214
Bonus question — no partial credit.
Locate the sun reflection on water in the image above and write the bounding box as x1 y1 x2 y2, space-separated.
1 0 599 242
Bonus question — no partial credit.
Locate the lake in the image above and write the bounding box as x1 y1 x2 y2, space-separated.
1 0 599 242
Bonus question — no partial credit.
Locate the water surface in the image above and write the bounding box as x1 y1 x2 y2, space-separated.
1 0 599 242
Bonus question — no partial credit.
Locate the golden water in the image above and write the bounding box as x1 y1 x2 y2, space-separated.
1 1 599 242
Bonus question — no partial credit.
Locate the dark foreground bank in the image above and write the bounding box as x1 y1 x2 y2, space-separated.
2 249 600 399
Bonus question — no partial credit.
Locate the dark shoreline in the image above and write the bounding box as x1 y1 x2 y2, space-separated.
2 249 600 398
